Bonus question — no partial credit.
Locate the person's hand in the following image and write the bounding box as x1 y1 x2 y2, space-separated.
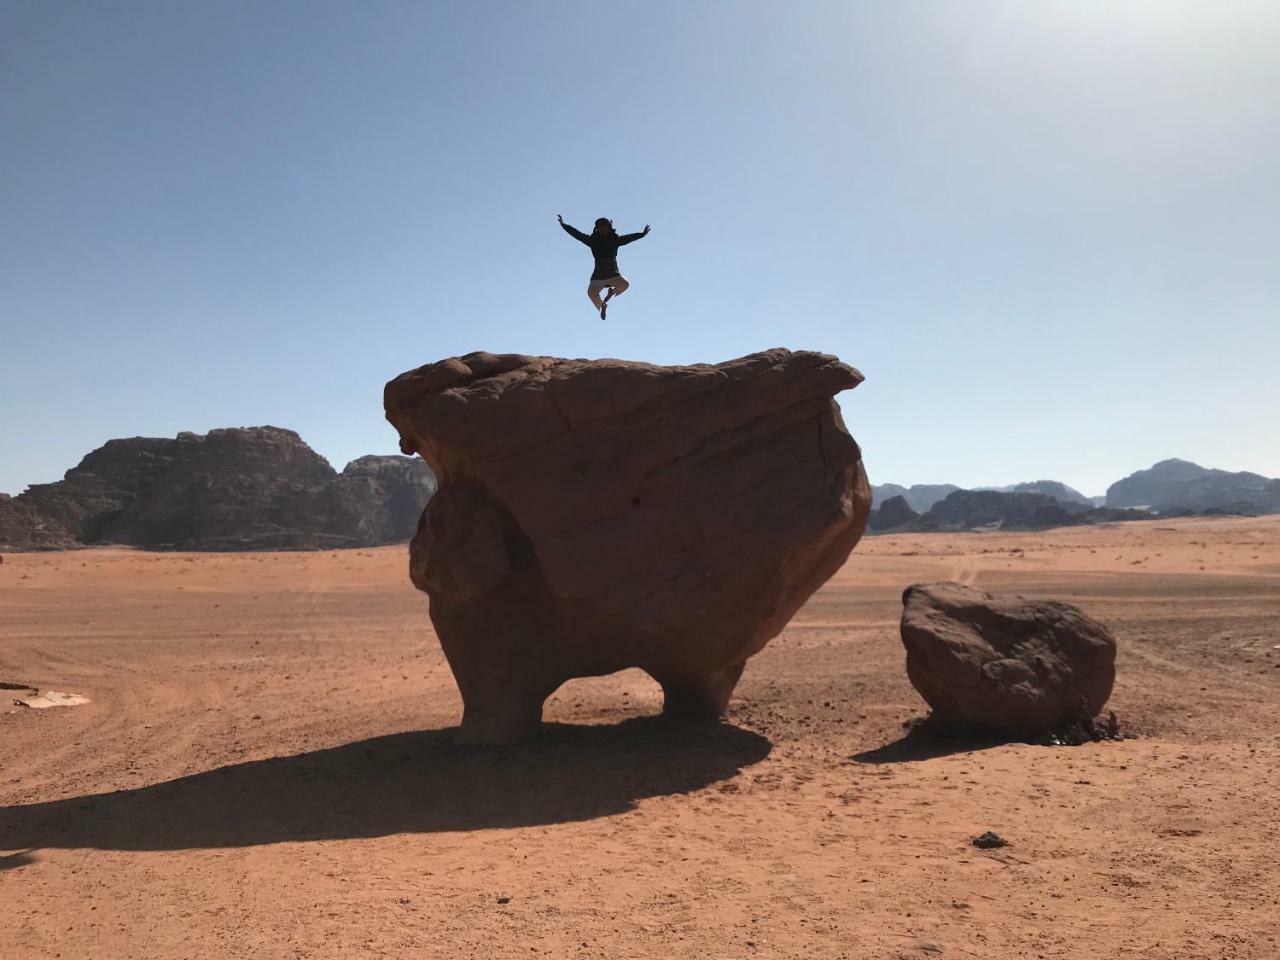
557 214 564 224
642 224 651 234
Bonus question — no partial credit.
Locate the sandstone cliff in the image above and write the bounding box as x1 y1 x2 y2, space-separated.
2 428 435 551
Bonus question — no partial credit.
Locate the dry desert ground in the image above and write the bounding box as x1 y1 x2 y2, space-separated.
2 515 1279 959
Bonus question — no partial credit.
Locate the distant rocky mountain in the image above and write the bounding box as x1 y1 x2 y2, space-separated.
1106 459 1280 514
861 459 1280 534
0 494 77 550
870 483 962 513
0 427 436 551
975 480 1095 506
867 494 919 532
928 490 1089 530
866 488 1152 533
334 454 439 547
872 479 1100 512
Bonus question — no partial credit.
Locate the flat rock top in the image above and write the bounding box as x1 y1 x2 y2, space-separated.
386 348 861 398
385 348 863 460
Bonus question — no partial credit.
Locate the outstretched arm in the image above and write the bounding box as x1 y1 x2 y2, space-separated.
557 214 590 244
618 224 652 245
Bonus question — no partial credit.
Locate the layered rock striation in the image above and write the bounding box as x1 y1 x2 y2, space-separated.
0 494 75 551
385 349 872 743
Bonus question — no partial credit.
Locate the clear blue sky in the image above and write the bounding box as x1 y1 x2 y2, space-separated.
3 1 1277 497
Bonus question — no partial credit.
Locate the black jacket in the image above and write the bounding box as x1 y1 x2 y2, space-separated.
561 222 647 281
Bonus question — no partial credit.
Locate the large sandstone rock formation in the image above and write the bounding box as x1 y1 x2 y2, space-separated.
385 349 871 743
2 428 435 551
900 582 1116 737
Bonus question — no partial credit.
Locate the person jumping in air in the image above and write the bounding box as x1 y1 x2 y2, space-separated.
558 214 650 319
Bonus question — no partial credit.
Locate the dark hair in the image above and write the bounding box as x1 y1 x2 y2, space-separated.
593 217 615 235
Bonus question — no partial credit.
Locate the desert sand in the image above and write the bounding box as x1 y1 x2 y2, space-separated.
2 515 1278 959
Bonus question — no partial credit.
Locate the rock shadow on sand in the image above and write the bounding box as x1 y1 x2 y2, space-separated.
0 849 36 872
850 722 1008 764
0 717 769 855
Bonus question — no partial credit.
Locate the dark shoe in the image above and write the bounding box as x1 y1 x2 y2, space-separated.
599 301 608 320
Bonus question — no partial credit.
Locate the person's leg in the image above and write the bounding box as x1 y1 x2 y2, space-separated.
587 279 605 310
603 276 629 302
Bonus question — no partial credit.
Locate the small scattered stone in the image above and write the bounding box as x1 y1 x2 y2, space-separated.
972 831 1008 849
496 896 511 905
1038 709 1128 746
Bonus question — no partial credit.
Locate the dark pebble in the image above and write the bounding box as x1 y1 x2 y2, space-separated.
972 831 1009 849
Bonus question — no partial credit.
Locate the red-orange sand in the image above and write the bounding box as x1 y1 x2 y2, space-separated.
2 516 1278 959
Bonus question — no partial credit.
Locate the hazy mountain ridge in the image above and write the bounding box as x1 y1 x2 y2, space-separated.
870 483 962 513
869 459 1279 532
871 480 1095 513
1105 458 1280 514
867 490 1151 533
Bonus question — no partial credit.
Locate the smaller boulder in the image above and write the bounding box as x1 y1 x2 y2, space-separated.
972 831 1009 849
900 582 1116 737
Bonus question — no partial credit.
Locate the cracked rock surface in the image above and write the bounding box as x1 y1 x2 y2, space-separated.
385 349 871 743
900 581 1117 737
